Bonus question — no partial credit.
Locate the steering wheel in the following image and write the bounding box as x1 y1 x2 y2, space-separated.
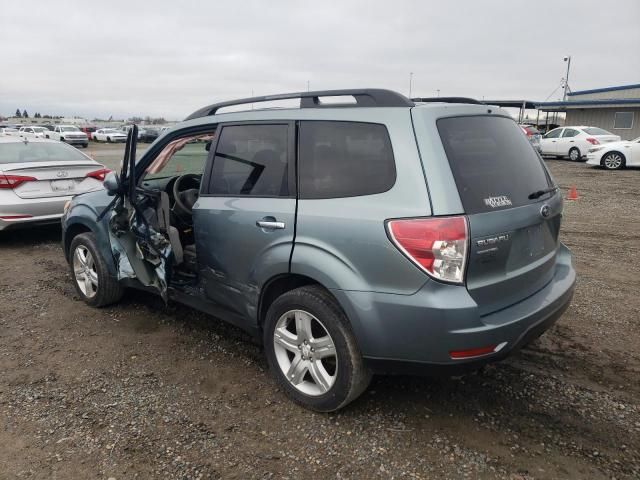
172 173 201 222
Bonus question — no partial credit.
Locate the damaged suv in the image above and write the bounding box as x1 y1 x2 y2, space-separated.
61 89 576 412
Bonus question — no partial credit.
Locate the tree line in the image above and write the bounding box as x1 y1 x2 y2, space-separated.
14 109 59 119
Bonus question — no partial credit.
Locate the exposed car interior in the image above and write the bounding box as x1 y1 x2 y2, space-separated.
131 133 215 278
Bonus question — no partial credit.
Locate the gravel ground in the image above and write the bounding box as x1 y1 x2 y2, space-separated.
0 159 638 479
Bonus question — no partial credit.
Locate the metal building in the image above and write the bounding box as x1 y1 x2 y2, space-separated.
538 83 640 140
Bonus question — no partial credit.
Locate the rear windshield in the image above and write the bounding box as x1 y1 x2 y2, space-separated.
437 115 551 214
583 127 613 136
0 141 89 164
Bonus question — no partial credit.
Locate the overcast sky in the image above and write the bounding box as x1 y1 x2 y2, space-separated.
1 0 638 120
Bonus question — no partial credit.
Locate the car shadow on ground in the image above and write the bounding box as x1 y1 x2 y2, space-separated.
0 224 62 247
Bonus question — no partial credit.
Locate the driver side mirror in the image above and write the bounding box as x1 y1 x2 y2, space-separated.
103 171 120 196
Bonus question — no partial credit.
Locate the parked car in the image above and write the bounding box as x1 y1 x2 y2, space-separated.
39 125 55 131
540 126 621 161
61 89 575 411
0 127 19 136
18 126 49 139
519 124 542 153
92 128 127 143
47 125 89 148
586 136 640 170
79 126 97 140
0 137 108 231
138 128 159 143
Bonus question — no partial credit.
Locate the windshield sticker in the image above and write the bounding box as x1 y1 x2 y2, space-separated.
484 195 512 208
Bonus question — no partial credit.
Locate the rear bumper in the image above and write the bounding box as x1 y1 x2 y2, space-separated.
332 243 576 374
0 195 72 231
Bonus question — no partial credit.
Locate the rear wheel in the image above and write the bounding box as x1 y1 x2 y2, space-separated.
69 233 123 307
264 286 371 412
602 151 625 170
107 137 112 143
569 147 581 161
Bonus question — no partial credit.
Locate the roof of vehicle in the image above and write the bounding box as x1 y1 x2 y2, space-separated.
0 136 61 144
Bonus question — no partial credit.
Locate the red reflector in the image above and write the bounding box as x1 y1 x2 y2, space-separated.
449 345 497 359
85 168 111 181
0 215 33 220
0 174 37 189
586 137 600 145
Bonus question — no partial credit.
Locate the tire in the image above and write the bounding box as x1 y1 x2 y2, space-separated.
60 137 65 142
45 135 50 139
69 232 123 307
107 137 111 143
82 143 88 148
569 147 582 162
601 151 625 170
263 285 371 412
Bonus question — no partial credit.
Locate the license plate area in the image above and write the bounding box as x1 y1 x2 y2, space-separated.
51 179 75 192
527 224 544 256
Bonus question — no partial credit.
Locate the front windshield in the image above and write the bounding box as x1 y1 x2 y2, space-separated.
33 127 46 132
61 126 80 132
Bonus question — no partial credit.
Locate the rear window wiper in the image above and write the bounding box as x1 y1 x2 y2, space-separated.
528 186 558 200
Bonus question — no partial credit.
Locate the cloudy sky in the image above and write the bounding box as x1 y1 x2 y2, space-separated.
1 0 638 120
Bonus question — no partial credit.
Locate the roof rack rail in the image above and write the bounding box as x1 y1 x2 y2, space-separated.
411 97 484 105
186 89 414 120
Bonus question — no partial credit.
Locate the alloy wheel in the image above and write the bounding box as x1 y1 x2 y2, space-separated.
273 309 337 396
73 245 98 298
569 149 580 161
604 153 623 169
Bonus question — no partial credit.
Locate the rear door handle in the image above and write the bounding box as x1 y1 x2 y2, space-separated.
256 220 285 230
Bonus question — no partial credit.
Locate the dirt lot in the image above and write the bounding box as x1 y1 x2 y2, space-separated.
1 159 638 479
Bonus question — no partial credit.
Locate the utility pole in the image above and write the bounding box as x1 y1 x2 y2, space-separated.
562 55 572 102
409 72 414 98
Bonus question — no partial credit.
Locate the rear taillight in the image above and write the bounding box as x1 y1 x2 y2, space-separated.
586 137 600 145
0 174 37 189
85 168 111 181
387 216 468 284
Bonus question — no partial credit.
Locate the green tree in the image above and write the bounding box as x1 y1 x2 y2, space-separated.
15 108 21 117
22 110 29 118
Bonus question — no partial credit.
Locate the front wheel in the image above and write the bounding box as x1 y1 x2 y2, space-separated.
69 233 123 307
264 286 371 412
602 151 625 170
569 147 582 161
106 137 111 143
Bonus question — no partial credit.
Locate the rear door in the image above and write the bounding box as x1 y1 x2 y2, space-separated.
436 115 562 315
194 122 296 320
559 127 580 156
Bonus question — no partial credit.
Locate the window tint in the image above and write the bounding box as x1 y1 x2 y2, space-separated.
298 121 395 199
209 124 289 196
562 128 579 138
544 128 562 139
437 115 551 214
583 127 613 136
613 112 634 129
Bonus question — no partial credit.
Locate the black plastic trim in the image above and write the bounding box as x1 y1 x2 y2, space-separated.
186 89 414 120
412 97 484 105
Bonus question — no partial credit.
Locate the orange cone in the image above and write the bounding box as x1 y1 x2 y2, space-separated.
566 185 579 200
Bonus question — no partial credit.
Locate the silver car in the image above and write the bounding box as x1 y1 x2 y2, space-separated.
0 137 108 231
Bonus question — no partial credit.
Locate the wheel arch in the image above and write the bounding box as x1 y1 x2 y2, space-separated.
601 150 626 168
64 221 93 260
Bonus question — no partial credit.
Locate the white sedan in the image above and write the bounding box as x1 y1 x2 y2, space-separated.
92 128 127 143
586 137 640 170
540 126 621 161
18 126 49 138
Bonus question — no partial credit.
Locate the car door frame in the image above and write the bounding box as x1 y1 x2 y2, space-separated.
559 127 580 157
196 119 297 323
541 128 563 155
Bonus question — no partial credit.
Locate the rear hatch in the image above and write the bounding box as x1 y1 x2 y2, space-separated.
436 115 562 316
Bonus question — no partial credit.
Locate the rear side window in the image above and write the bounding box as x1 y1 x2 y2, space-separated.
298 121 395 199
583 127 613 135
437 116 551 214
209 124 289 197
544 128 562 138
